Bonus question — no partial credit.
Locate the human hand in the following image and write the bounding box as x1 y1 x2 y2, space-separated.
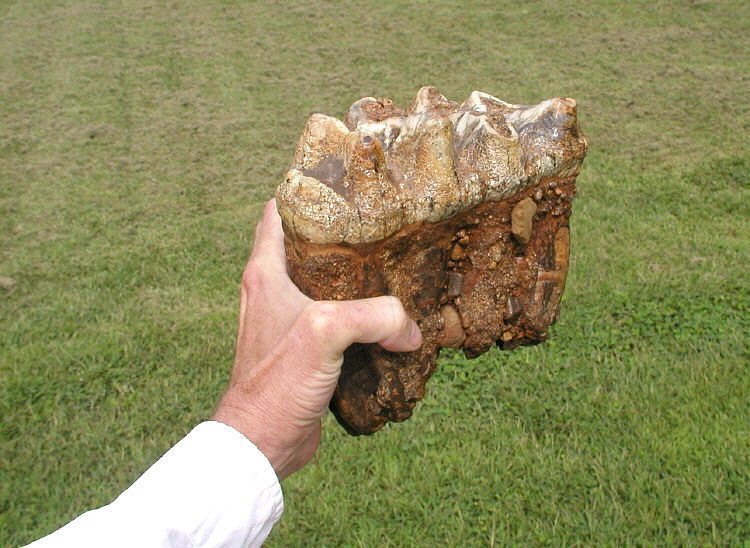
212 199 422 480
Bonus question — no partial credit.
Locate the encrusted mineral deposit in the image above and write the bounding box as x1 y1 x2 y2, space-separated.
276 87 588 435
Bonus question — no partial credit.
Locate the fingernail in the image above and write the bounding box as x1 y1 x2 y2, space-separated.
408 321 422 348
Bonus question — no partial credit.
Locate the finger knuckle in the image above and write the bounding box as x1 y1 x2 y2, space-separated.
380 296 406 329
302 301 340 342
241 260 265 291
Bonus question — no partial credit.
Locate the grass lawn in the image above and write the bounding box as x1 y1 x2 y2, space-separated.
1 0 748 545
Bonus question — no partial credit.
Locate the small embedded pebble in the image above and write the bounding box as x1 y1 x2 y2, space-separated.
450 245 466 261
511 197 537 245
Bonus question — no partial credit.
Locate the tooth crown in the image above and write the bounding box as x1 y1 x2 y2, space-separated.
276 87 588 244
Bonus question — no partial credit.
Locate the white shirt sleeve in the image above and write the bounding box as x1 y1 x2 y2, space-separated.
25 421 284 548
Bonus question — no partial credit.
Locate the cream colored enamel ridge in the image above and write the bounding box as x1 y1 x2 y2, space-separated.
276 87 588 244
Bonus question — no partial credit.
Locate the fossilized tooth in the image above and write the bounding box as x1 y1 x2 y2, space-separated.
276 87 588 435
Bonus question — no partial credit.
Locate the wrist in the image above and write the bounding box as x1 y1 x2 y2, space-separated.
212 391 285 478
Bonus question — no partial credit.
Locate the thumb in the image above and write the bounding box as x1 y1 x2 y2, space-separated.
300 296 422 365
249 198 289 278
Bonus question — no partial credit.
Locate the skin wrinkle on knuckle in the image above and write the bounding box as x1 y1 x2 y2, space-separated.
380 296 406 335
242 260 278 294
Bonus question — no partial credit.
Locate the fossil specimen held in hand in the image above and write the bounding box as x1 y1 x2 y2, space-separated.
276 87 588 435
